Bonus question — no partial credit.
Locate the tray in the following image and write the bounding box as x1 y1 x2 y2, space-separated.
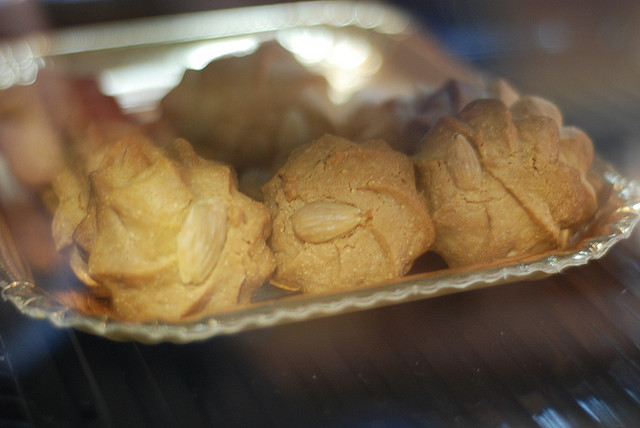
1 1 640 343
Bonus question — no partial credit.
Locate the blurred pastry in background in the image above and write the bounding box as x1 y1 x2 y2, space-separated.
342 79 482 155
341 77 520 156
0 71 137 272
262 134 434 294
158 42 339 192
0 74 65 190
0 71 135 191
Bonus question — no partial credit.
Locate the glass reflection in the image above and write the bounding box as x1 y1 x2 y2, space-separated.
278 28 381 103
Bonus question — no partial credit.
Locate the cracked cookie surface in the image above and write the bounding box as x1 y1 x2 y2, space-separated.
414 98 597 267
262 134 434 294
52 136 275 322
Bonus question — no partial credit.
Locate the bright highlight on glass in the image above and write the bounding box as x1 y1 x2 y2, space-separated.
185 37 260 70
278 28 381 103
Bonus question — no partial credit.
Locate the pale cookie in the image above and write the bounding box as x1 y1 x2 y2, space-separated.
52 136 275 322
262 134 435 294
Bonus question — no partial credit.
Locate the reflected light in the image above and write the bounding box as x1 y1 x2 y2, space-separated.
532 407 572 428
278 27 334 64
278 28 381 104
0 40 41 89
98 22 384 112
99 62 185 114
185 37 259 70
326 38 371 69
98 38 260 114
576 396 621 426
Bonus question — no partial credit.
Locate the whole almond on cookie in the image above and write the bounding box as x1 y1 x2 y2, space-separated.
291 200 362 244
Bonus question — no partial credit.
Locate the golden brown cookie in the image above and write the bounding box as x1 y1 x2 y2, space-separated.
414 98 598 267
52 136 275 322
262 134 435 294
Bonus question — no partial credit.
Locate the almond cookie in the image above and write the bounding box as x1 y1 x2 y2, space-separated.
414 98 597 267
52 136 275 322
262 134 435 294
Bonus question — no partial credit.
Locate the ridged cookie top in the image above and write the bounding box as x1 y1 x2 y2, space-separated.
414 98 597 267
52 136 275 322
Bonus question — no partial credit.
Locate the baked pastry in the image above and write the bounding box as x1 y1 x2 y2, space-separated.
0 71 133 190
342 78 519 155
0 76 65 189
413 98 598 267
342 80 483 154
158 42 337 176
52 135 276 322
262 134 435 293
